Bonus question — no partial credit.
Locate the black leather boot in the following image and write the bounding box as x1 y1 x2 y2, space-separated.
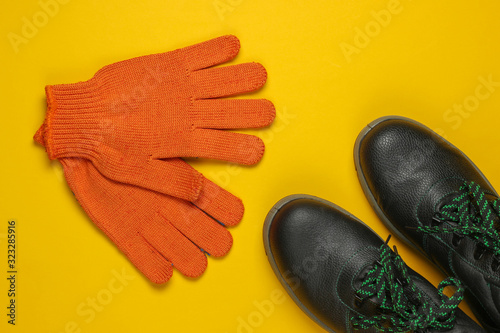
355 116 500 332
263 194 484 332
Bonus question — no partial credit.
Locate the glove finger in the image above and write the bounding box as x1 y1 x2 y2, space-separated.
141 218 208 278
160 196 234 257
191 63 267 99
60 158 177 283
120 236 174 284
156 129 265 165
194 177 244 227
191 99 275 129
108 35 240 75
98 146 204 201
180 35 241 71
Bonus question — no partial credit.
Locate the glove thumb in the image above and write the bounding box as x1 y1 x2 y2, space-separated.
34 121 47 147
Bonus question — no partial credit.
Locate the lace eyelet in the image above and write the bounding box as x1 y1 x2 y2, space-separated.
354 294 363 308
432 214 442 226
452 233 464 247
396 277 408 287
474 244 487 260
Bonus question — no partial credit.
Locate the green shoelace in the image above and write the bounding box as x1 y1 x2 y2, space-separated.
419 181 500 259
351 238 464 332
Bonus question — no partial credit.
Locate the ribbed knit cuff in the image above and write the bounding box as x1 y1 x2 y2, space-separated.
42 80 105 160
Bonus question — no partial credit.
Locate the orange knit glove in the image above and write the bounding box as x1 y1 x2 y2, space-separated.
37 35 274 201
54 157 243 283
35 36 275 283
34 36 274 283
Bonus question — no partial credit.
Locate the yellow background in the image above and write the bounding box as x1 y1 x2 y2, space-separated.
2 0 500 332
